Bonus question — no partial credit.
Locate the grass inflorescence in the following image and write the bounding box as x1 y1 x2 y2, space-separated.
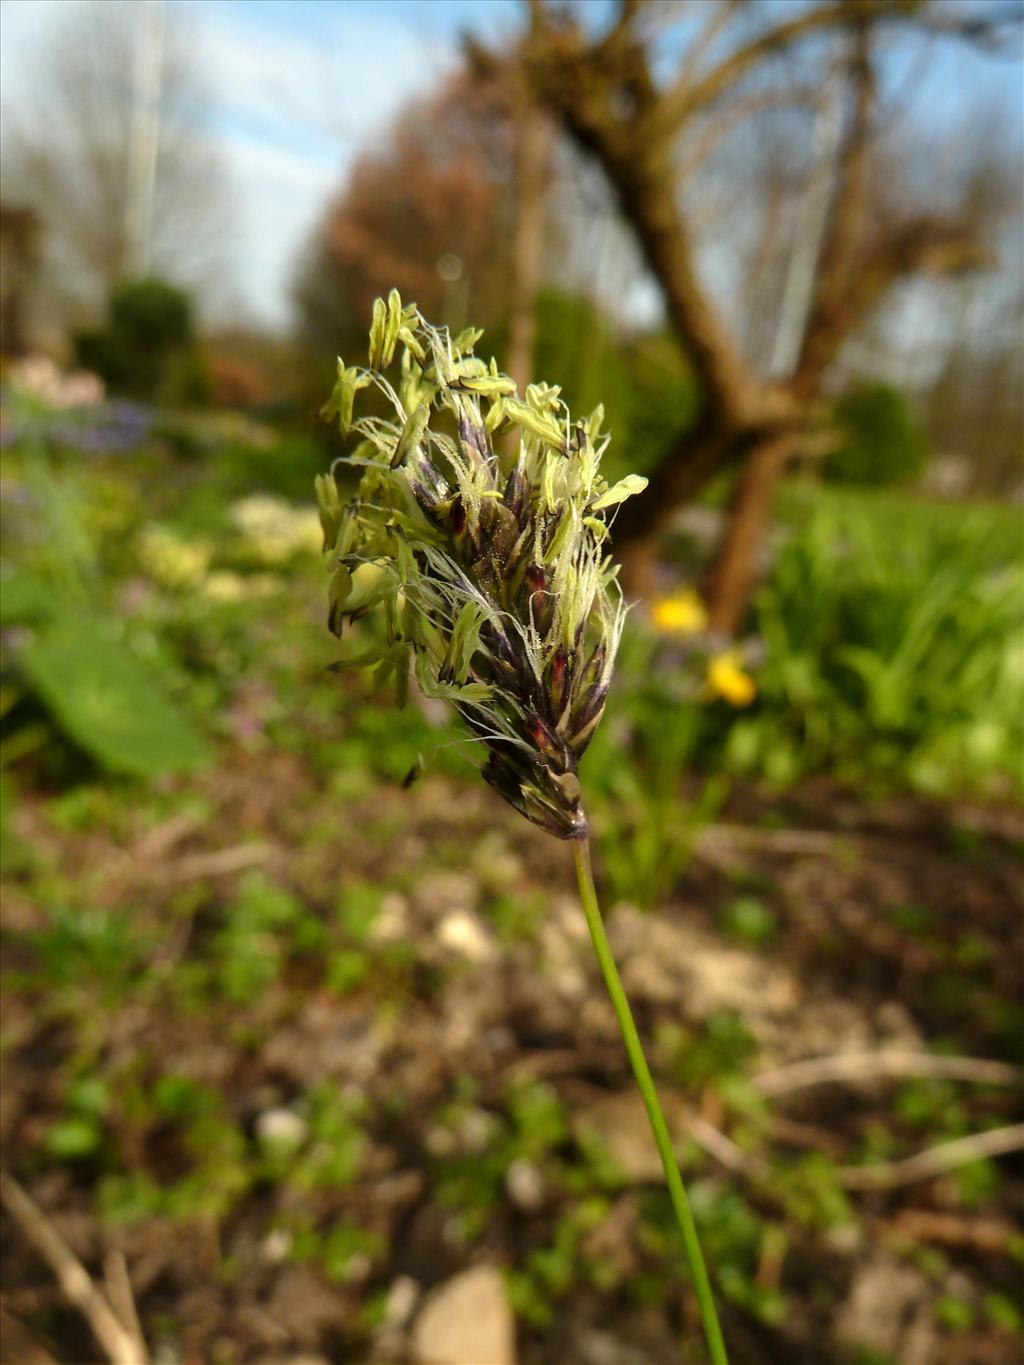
316 290 647 838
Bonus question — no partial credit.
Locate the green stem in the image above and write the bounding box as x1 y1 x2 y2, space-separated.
572 832 729 1365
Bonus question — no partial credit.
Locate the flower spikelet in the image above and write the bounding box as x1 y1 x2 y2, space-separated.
316 291 647 839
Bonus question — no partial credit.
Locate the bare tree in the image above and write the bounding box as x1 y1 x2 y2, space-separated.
470 0 1021 630
1 0 233 332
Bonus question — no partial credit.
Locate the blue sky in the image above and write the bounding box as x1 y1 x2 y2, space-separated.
1 0 1019 332
175 0 524 325
0 0 525 327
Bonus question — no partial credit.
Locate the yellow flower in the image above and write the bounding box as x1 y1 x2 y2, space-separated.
200 570 249 602
649 589 708 635
231 495 322 562
201 571 280 602
707 649 757 707
137 527 211 589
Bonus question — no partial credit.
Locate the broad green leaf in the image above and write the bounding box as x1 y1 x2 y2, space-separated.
453 373 517 397
20 617 209 777
1 573 54 627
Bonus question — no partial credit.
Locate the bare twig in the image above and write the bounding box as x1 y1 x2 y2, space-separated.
697 823 858 856
131 810 202 861
688 1117 772 1178
840 1123 1024 1190
166 842 270 883
104 1251 147 1361
0 1171 148 1365
655 0 905 131
879 1208 1019 1254
753 1051 1022 1098
677 83 821 178
683 1117 1024 1192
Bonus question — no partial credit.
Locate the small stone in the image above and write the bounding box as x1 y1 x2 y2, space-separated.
836 1253 933 1359
416 871 477 918
260 1227 294 1263
437 910 496 963
256 1108 308 1150
344 1252 373 1284
413 1265 515 1365
506 1158 545 1212
372 891 411 943
825 1221 863 1253
458 1106 500 1152
425 1125 457 1158
609 906 798 1018
385 1275 420 1326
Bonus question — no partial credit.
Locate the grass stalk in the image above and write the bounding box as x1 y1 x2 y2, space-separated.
572 831 729 1365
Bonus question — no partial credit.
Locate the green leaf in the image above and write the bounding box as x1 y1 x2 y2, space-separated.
452 325 484 355
384 288 404 365
45 1116 101 1159
1 573 55 627
20 617 210 777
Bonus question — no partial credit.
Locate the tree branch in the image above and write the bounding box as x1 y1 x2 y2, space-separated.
800 215 988 383
794 28 874 393
676 83 821 178
0 1170 148 1365
653 0 1018 138
501 12 785 427
841 1123 1024 1190
652 0 902 135
753 1050 1023 1098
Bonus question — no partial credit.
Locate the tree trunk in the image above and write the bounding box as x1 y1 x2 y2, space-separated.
613 411 737 597
703 433 794 635
505 104 552 394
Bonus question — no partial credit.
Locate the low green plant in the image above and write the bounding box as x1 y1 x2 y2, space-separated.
718 895 778 946
45 1074 111 1161
709 491 1023 794
431 1077 568 1244
76 277 207 404
22 903 147 1004
506 1197 610 1326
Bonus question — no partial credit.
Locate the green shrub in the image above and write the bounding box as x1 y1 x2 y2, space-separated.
76 278 208 403
826 382 928 486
